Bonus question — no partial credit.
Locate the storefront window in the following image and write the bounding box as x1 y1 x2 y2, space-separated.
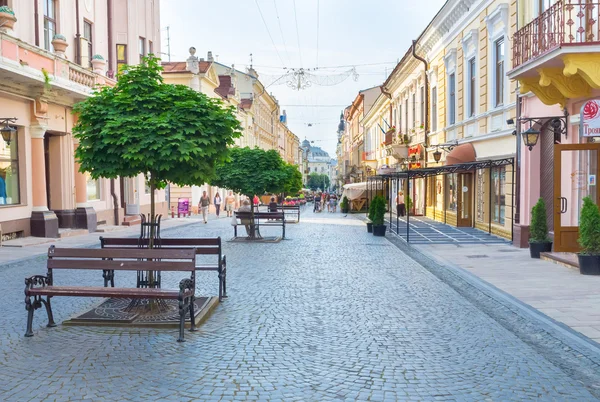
491 167 506 224
0 130 20 205
446 174 457 211
86 173 100 201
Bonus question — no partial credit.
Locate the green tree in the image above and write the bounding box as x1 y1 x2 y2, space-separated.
73 56 241 243
307 173 330 191
579 196 600 254
210 147 293 237
282 163 303 195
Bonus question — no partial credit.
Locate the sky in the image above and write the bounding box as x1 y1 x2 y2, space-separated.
160 0 447 156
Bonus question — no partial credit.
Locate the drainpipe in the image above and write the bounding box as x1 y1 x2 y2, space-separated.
75 0 81 65
412 39 429 215
107 0 114 74
34 0 40 46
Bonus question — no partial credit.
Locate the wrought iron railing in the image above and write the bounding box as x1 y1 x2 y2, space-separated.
513 1 600 68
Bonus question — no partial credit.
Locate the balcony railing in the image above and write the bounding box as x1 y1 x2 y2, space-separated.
513 1 600 68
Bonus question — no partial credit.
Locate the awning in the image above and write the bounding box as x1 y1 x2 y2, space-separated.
445 143 476 165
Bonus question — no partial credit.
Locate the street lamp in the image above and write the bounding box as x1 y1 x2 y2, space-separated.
522 126 540 151
0 118 17 146
433 150 442 163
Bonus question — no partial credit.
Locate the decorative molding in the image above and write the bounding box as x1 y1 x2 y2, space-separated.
538 67 591 99
444 48 458 73
485 3 509 42
29 124 47 139
520 77 566 108
563 53 600 90
461 29 479 58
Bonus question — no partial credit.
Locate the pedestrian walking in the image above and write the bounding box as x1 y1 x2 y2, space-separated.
395 191 406 217
329 195 337 213
214 192 222 217
225 191 235 217
199 191 210 223
314 193 321 212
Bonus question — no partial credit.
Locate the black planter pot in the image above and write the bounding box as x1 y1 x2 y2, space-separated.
372 225 386 237
367 222 373 233
529 241 552 259
341 207 349 214
577 254 600 275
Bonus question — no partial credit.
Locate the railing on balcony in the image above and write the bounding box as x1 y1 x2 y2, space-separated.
384 129 394 145
513 1 600 68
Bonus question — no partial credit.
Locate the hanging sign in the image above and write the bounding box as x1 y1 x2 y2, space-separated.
581 99 600 136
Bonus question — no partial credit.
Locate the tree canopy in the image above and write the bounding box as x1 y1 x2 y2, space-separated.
73 56 241 190
307 172 330 191
210 147 301 197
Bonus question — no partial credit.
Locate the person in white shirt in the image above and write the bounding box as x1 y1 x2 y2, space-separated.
395 191 406 217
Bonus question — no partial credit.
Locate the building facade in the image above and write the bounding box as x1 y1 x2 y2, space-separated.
0 0 162 240
508 0 600 251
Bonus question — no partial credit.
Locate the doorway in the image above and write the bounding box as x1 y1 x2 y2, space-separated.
553 143 600 252
457 173 473 227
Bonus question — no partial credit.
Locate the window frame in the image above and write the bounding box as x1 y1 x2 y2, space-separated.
139 37 146 61
43 0 57 52
468 58 476 118
404 98 409 135
494 38 505 108
431 87 438 132
420 86 425 126
83 20 93 68
412 93 416 129
491 166 506 224
116 44 127 71
448 73 456 125
0 127 20 206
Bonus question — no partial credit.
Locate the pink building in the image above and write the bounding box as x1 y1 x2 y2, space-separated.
0 0 162 240
509 0 600 252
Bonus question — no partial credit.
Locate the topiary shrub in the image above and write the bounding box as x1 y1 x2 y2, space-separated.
340 196 349 210
371 195 386 226
530 198 549 242
0 6 15 15
578 196 600 254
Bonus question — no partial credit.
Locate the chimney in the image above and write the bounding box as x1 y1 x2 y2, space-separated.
207 51 214 62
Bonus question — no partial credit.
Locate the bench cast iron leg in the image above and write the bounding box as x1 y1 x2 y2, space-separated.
25 297 35 337
41 297 56 327
177 298 186 342
221 256 227 299
189 297 197 332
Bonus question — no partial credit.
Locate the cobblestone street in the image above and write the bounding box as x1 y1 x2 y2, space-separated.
1 209 599 401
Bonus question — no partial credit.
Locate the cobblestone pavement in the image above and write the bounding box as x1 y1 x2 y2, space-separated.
0 209 599 401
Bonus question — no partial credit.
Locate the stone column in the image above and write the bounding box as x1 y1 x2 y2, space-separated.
74 157 97 232
30 125 59 238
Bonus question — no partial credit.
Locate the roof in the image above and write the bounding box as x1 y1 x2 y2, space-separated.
215 75 236 99
161 61 212 74
240 98 253 110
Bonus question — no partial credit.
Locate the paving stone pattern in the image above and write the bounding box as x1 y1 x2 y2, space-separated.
0 210 597 401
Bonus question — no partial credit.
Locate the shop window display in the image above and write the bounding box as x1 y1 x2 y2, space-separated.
0 130 20 205
446 173 457 211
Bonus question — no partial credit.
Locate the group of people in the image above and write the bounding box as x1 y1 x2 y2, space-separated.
198 190 237 223
313 192 338 213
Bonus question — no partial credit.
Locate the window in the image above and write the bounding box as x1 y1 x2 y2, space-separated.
139 37 146 60
404 99 409 135
116 44 127 71
412 93 416 129
431 87 438 132
468 58 476 117
0 127 20 205
449 73 456 125
393 109 397 128
494 38 505 107
307 167 311 173
43 0 57 51
491 167 506 224
149 41 153 55
420 86 425 126
398 104 402 134
83 20 93 68
86 174 100 201
0 1 8 6
446 174 457 211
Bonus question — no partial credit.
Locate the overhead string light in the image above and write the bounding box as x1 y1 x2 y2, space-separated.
263 67 359 90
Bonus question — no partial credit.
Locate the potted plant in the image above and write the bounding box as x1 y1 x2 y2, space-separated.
577 196 600 275
371 195 387 236
51 34 68 56
366 199 375 233
91 54 106 74
340 196 349 214
0 6 17 32
529 198 552 258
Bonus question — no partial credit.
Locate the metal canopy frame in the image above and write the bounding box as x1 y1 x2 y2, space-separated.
367 157 515 243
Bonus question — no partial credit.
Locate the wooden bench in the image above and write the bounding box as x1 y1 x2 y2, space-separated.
24 246 197 342
100 237 227 301
277 205 300 223
233 211 286 239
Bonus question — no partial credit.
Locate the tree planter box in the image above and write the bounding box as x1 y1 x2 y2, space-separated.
577 254 600 275
367 222 373 233
529 241 552 259
372 225 386 237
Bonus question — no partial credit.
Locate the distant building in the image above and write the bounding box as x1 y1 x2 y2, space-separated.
301 139 336 191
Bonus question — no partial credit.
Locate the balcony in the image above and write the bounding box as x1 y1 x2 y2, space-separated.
0 32 115 105
509 1 600 106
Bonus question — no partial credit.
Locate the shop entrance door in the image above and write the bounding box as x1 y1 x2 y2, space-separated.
553 143 600 252
457 173 473 227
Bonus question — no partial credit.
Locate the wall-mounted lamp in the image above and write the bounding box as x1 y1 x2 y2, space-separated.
0 118 17 146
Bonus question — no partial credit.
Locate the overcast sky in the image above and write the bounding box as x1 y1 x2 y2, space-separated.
160 0 446 156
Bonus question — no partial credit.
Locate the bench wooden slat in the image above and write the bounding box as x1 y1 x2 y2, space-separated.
101 237 221 247
28 286 193 299
49 247 196 260
47 259 195 271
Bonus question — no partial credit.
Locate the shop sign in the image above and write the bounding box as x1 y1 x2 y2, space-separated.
408 144 422 158
408 162 422 169
581 99 600 136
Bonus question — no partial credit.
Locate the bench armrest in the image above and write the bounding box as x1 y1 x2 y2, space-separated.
179 278 195 296
24 275 51 294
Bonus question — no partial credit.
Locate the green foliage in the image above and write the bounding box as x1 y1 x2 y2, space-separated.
529 198 549 242
41 68 51 91
0 6 15 15
368 197 376 221
210 147 293 198
73 56 241 191
578 196 600 254
307 173 329 190
370 195 386 226
282 163 303 194
340 196 349 209
406 194 413 212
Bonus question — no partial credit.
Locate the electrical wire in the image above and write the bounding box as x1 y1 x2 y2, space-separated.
255 0 286 67
292 0 304 68
316 0 320 68
273 0 291 65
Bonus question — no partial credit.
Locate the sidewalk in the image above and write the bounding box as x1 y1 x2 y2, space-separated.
0 216 202 265
414 242 600 343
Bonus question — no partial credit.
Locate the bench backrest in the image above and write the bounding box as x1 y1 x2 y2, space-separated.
47 246 196 272
100 237 221 255
278 205 300 210
235 211 284 219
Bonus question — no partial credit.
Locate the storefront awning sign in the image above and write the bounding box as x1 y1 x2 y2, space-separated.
581 99 600 137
